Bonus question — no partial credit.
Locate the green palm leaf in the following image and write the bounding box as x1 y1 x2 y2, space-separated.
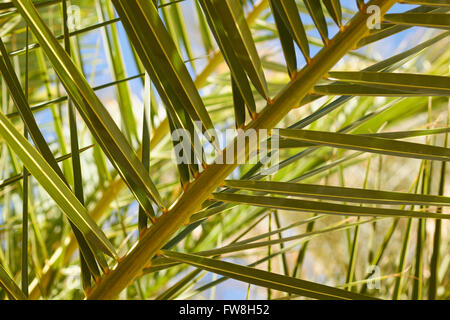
384 13 450 28
224 180 450 206
162 250 377 300
111 0 220 149
2 0 449 302
208 0 269 99
271 0 310 60
328 72 450 94
304 0 329 44
0 264 27 300
0 111 117 258
278 129 450 161
214 193 449 219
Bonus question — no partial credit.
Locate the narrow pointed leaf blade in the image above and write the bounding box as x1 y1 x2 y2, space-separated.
278 129 450 162
111 0 219 149
211 0 269 98
314 83 448 96
401 0 450 6
0 264 27 300
384 13 450 28
303 0 329 44
232 77 246 128
12 0 164 216
273 0 310 60
0 38 63 178
356 6 447 48
213 193 450 219
269 0 298 76
162 250 376 300
199 0 258 113
224 180 450 206
323 0 342 27
328 72 450 93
